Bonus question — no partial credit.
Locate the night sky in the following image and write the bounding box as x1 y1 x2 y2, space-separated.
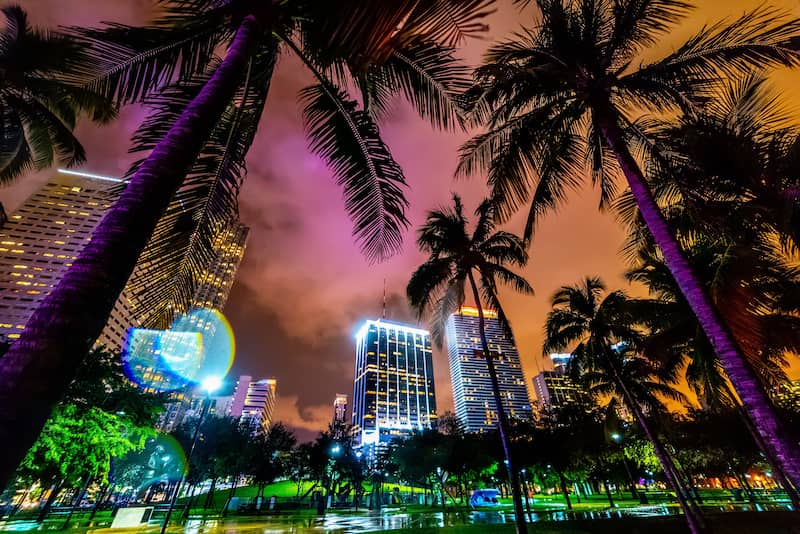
4 0 799 442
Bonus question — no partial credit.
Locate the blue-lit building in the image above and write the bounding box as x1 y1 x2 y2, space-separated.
352 320 437 450
446 307 532 433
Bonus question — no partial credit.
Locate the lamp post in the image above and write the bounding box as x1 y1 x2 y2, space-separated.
520 468 533 522
319 444 341 515
160 376 222 534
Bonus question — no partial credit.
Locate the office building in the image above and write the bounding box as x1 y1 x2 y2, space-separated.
156 393 234 433
531 353 590 411
191 221 249 310
230 375 278 434
333 393 348 425
352 319 437 450
0 170 137 348
445 307 532 433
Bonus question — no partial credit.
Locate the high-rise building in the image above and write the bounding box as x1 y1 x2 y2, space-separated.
0 170 137 348
352 319 437 449
156 392 234 432
445 307 532 433
333 393 348 425
532 354 590 411
230 375 277 434
191 222 249 311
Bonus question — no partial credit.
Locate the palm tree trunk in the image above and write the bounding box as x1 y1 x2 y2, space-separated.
605 354 706 534
557 471 572 510
0 15 271 489
726 382 800 508
467 272 528 534
597 113 800 496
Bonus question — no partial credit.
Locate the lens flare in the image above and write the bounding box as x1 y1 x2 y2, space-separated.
122 328 203 392
169 308 235 383
121 308 234 390
112 434 187 495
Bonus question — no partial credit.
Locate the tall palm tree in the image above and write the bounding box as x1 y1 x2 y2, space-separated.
0 0 496 487
0 5 114 183
407 194 533 534
625 241 800 506
543 277 704 533
458 0 800 492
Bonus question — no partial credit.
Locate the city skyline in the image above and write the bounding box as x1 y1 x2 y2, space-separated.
6 0 799 442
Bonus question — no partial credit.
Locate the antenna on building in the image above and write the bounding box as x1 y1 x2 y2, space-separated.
382 278 387 319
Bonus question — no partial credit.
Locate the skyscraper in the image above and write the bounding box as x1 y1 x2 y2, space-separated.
0 170 137 348
352 319 437 449
532 354 590 411
445 307 532 433
190 221 249 310
333 393 348 425
230 375 278 434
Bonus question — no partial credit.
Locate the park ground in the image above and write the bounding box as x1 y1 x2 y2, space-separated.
2 480 798 533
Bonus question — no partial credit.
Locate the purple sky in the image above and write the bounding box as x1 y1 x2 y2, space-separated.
4 0 798 441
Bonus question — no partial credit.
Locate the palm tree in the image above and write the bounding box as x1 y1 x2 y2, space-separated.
0 5 114 183
625 242 800 506
458 0 800 492
0 0 496 487
407 194 533 534
543 277 704 533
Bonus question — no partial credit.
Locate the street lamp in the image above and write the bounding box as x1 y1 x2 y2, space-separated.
320 444 342 515
520 468 533 521
160 376 222 534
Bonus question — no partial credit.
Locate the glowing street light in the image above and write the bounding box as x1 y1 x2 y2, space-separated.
610 432 622 442
161 376 224 533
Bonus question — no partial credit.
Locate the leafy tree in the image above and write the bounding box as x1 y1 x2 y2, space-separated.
18 404 151 518
458 0 800 496
249 423 297 501
172 415 250 509
544 277 702 531
0 5 114 184
407 194 533 533
0 0 496 485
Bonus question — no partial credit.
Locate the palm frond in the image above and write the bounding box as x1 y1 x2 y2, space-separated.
378 38 471 130
299 79 409 261
125 42 276 327
68 1 230 104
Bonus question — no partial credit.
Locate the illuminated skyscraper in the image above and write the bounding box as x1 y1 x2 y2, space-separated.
333 393 348 425
532 355 590 411
352 320 437 449
230 375 277 434
0 170 137 348
191 222 249 310
445 307 532 433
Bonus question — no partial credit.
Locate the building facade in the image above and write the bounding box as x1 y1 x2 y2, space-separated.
531 353 590 411
230 375 277 434
0 170 137 348
333 393 348 425
191 222 249 310
352 319 437 449
445 307 532 432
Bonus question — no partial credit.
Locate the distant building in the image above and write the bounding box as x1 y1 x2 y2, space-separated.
0 170 137 348
446 307 532 433
352 319 437 450
230 375 277 434
191 222 249 311
156 392 234 432
333 393 348 424
531 354 590 411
